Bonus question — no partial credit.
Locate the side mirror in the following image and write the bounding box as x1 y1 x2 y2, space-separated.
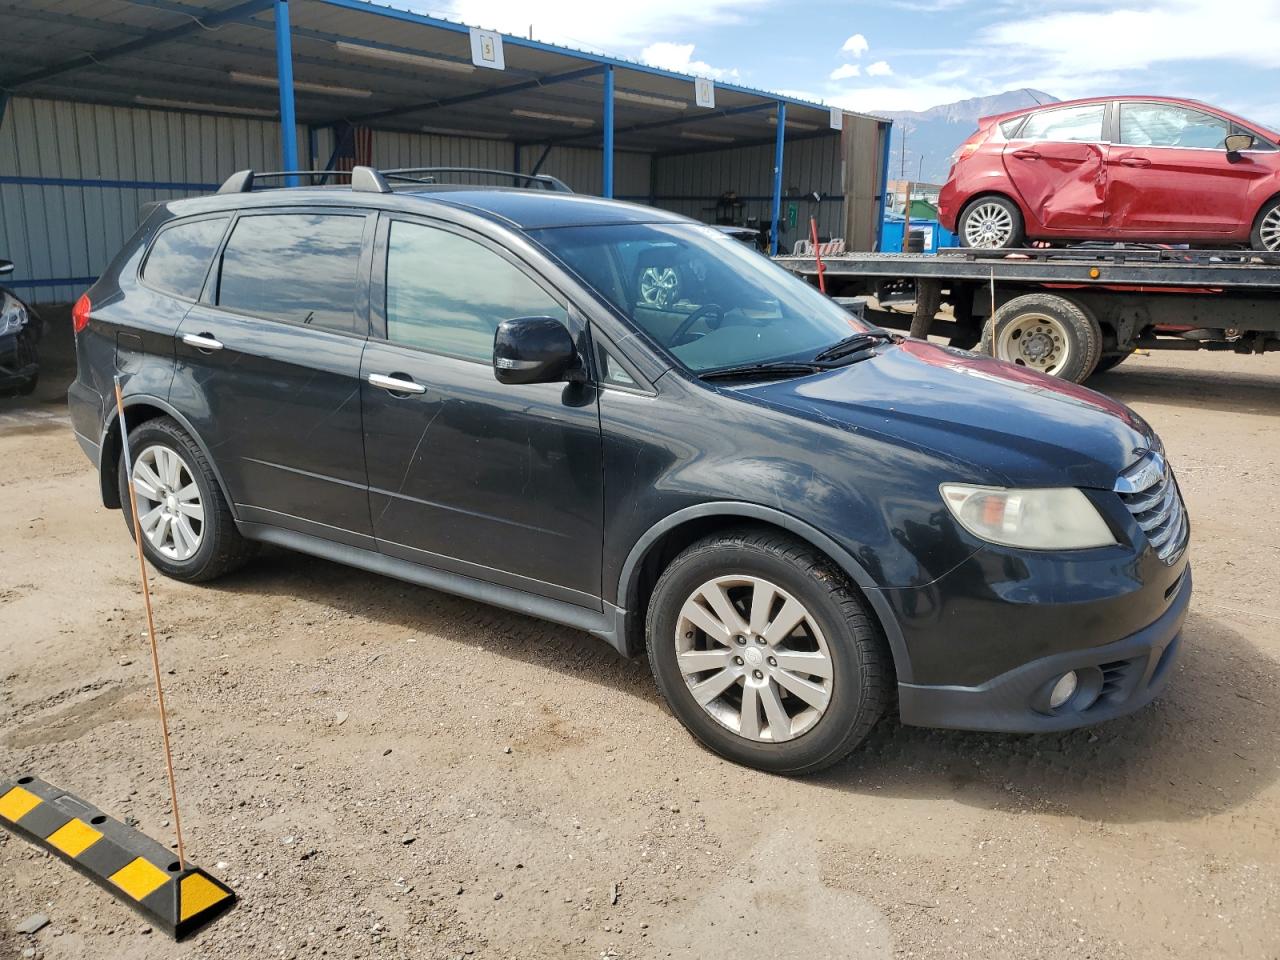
0 259 13 277
493 317 581 385
1225 133 1255 159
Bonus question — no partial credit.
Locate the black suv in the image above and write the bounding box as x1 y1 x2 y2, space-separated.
68 167 1191 774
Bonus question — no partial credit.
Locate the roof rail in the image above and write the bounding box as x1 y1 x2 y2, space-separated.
383 167 573 193
214 166 391 194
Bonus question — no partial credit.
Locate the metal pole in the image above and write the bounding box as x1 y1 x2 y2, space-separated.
875 120 892 251
602 65 615 198
274 0 299 186
0 93 9 137
770 101 786 256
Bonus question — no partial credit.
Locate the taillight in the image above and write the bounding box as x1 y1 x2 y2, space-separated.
72 293 91 334
951 126 993 164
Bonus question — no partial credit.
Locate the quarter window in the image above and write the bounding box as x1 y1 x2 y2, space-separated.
142 217 228 300
216 213 366 333
1017 104 1105 143
1119 103 1231 149
384 221 567 363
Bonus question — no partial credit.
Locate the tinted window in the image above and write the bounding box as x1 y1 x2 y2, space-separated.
1018 104 1105 143
385 221 566 362
143 217 228 299
217 213 366 333
1119 103 1230 149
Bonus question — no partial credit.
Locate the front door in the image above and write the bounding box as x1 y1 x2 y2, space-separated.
360 214 604 608
1002 102 1109 233
1106 101 1264 238
171 209 375 546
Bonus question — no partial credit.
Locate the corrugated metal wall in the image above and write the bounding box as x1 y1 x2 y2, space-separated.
514 145 649 199
0 96 299 303
652 134 845 250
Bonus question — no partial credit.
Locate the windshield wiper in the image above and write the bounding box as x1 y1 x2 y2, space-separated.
700 361 825 382
811 329 894 363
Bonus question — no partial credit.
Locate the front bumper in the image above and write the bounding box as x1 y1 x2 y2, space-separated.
898 565 1190 733
0 332 38 391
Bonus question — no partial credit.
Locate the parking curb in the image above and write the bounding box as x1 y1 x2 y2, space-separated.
0 775 235 940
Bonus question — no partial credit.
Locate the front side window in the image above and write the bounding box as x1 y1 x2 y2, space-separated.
216 213 366 333
531 222 868 374
1119 103 1231 149
384 221 567 363
142 217 228 300
1017 104 1105 143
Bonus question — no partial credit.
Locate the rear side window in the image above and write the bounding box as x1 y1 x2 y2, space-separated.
142 217 228 300
1017 104 1105 143
384 220 567 362
216 213 366 333
1119 103 1230 149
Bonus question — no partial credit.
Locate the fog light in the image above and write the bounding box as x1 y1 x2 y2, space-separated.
1048 671 1079 709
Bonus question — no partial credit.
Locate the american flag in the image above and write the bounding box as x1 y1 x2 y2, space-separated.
332 122 374 172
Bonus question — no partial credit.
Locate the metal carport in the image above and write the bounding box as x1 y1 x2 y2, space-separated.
0 0 892 301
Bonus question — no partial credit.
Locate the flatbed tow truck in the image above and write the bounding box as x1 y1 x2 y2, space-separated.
776 245 1280 382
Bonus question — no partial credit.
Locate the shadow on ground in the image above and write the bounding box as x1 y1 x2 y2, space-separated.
1090 358 1280 415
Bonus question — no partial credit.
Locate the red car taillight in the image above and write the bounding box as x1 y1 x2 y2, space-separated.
72 293 91 334
951 125 994 164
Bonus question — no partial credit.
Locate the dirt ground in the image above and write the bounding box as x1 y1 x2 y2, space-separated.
1 346 1278 960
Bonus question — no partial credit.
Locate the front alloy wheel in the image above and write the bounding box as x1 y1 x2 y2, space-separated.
131 444 204 561
676 575 834 742
1254 201 1280 252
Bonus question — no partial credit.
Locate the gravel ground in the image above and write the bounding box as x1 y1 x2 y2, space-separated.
1 347 1278 960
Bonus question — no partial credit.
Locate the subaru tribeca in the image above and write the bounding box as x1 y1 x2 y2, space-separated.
68 167 1191 774
939 95 1280 251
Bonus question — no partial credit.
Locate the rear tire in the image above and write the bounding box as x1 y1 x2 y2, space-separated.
958 195 1026 249
115 416 255 582
646 529 891 776
980 292 1102 383
1251 198 1280 252
1092 351 1132 375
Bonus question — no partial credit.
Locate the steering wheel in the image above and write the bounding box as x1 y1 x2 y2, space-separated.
669 303 724 346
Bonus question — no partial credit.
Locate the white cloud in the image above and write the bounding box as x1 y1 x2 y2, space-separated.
830 80 979 114
866 60 893 77
829 64 862 81
640 41 740 80
429 0 767 51
840 33 870 57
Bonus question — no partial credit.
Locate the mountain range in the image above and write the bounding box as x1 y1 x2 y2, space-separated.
877 89 1060 186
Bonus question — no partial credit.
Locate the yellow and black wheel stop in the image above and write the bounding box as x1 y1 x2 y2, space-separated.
0 774 235 940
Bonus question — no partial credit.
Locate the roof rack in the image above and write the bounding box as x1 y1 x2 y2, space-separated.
216 166 391 194
215 165 572 196
382 168 573 193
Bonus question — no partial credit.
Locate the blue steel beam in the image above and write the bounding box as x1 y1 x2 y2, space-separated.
602 66 615 198
4 0 275 89
275 0 299 184
770 102 786 256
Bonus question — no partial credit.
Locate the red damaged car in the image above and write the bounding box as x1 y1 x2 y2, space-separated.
938 95 1280 252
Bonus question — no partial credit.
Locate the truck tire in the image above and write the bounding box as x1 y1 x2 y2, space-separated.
1092 351 1132 374
980 293 1102 383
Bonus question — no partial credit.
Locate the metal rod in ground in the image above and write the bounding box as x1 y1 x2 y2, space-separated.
112 376 187 871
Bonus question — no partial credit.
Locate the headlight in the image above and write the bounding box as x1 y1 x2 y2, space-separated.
0 293 29 337
940 484 1115 550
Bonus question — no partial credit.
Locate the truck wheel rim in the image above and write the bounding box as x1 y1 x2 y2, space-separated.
964 202 1015 248
1261 205 1280 252
131 445 204 561
996 312 1072 376
675 575 833 743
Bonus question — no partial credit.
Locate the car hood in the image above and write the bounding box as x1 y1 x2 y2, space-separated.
738 339 1156 489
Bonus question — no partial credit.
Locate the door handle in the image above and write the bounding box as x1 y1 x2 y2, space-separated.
182 332 223 351
1012 149 1042 160
1119 157 1151 168
368 373 426 395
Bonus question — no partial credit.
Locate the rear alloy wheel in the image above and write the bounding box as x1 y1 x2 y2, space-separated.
647 530 891 775
958 196 1025 249
980 292 1102 383
1252 199 1280 252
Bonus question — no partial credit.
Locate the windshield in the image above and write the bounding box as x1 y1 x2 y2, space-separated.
529 222 866 373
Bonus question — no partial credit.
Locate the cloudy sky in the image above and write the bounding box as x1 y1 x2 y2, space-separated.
423 0 1280 125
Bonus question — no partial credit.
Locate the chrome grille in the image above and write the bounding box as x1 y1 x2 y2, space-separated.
1114 452 1188 564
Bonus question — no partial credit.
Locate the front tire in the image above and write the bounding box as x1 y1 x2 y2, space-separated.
1251 198 1280 252
958 195 1026 249
980 292 1102 383
115 416 255 582
646 529 892 775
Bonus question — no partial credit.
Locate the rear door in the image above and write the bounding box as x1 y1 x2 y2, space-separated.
171 208 376 547
1107 101 1265 238
1002 103 1109 232
360 213 604 608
